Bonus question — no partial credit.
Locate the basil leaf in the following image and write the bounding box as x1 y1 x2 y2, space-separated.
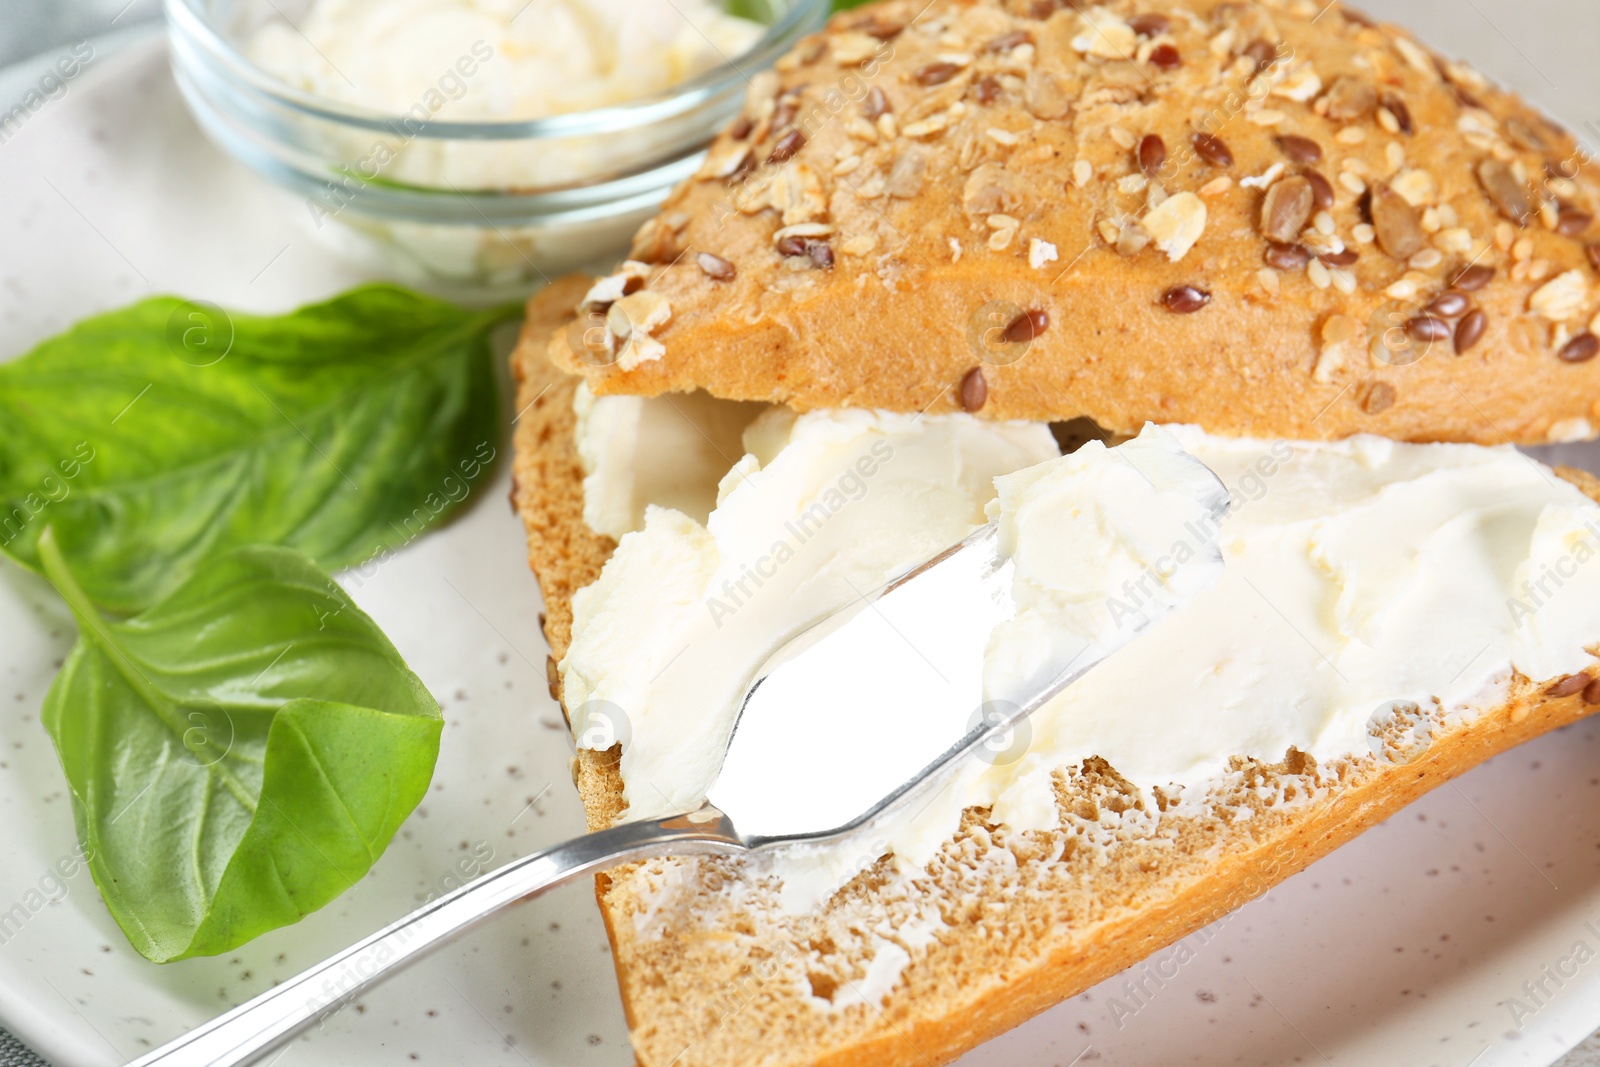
0 285 514 614
38 527 442 962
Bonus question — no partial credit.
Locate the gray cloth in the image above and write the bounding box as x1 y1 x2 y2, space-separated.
0 1027 47 1067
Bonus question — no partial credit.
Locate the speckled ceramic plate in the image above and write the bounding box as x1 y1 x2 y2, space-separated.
3 25 1600 1067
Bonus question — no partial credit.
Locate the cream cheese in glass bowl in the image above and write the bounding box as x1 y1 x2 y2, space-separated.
166 0 828 285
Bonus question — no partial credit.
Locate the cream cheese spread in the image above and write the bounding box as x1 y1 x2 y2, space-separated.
572 384 767 539
250 0 762 128
982 427 1230 709
561 403 1060 819
564 396 1600 911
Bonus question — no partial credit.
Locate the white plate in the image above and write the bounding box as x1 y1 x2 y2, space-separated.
2 20 1600 1067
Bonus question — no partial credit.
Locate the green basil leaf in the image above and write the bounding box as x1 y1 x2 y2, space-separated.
38 527 442 962
0 285 514 614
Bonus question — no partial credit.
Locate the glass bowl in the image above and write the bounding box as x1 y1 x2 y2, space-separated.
165 0 829 286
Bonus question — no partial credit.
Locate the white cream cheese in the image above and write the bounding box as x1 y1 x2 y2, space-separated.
572 384 767 539
250 0 762 130
930 431 1600 853
982 427 1230 708
561 404 1060 819
565 406 1600 913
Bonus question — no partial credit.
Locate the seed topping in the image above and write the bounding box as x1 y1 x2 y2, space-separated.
1380 92 1415 135
1477 159 1533 226
915 62 961 87
767 129 806 164
1304 170 1335 211
696 252 736 281
1276 135 1323 164
1261 177 1315 244
1557 209 1594 237
1406 316 1452 343
1548 673 1592 697
1559 332 1600 363
1370 182 1426 260
1162 286 1212 314
1264 243 1310 270
1128 13 1171 36
959 367 988 412
1360 381 1397 414
1138 134 1166 177
1455 309 1488 354
1193 133 1234 168
1003 309 1049 344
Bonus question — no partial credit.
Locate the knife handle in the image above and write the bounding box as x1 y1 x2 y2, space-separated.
126 807 743 1067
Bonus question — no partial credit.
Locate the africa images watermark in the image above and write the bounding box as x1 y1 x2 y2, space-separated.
0 841 96 948
305 40 494 229
0 42 95 146
302 841 498 1029
1505 520 1600 625
1505 918 1600 1030
703 439 895 628
0 441 97 547
1104 440 1295 628
338 439 498 596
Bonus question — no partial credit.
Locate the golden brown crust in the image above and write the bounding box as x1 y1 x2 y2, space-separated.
513 292 1600 1067
549 0 1600 445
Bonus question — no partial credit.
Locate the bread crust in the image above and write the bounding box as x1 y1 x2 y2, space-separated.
513 283 1600 1067
548 0 1600 445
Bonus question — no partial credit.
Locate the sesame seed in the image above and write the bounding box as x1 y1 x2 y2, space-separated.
696 252 736 281
1360 381 1397 414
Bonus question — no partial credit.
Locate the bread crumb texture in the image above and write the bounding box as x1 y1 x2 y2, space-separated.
513 283 1600 1067
549 0 1600 446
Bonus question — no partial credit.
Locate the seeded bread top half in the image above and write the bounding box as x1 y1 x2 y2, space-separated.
547 0 1600 445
